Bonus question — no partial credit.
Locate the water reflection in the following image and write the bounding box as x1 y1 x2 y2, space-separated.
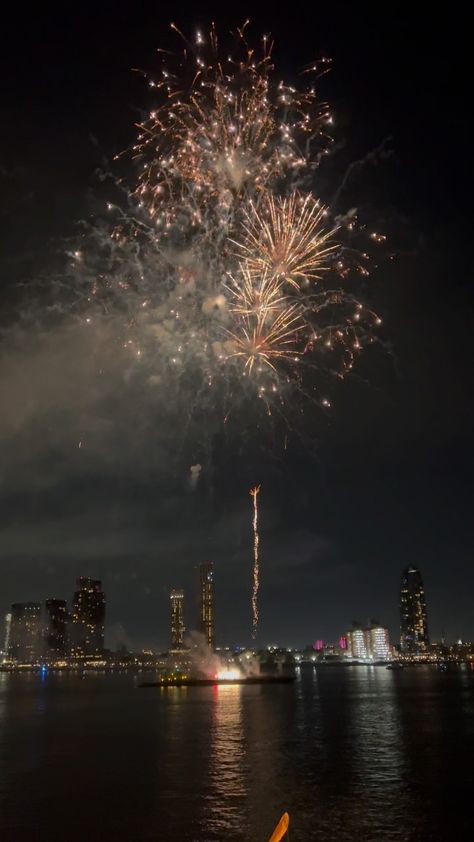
0 669 473 841
392 665 474 839
346 667 409 838
203 685 246 837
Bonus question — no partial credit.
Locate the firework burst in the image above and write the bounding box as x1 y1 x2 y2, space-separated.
233 193 337 290
78 22 383 428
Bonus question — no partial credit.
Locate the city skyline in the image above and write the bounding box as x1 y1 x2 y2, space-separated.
4 561 469 656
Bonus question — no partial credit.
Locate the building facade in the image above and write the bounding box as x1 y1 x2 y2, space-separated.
346 622 391 662
2 613 12 660
70 578 106 657
170 589 185 649
199 562 215 649
9 603 42 662
347 625 369 660
43 599 68 658
400 565 429 653
368 625 391 660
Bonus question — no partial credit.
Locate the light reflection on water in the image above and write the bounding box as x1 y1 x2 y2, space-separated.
205 685 246 835
0 667 473 841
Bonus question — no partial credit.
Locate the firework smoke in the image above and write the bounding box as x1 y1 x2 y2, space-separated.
250 484 261 639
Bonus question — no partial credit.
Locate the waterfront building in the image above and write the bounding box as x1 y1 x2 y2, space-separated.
9 603 42 662
368 624 391 660
198 562 215 649
400 565 430 653
346 621 391 661
170 589 185 649
2 613 12 660
346 624 369 660
69 578 106 657
43 599 68 657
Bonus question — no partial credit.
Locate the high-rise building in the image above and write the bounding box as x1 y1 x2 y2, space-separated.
199 562 215 649
346 624 369 660
9 603 42 663
2 613 12 660
170 589 185 649
43 599 68 657
70 578 106 657
346 621 391 661
400 565 429 653
368 624 391 660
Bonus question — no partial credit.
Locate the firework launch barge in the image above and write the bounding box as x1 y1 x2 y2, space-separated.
139 675 296 688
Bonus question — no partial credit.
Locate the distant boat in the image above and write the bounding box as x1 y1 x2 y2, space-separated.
139 675 296 688
436 662 448 672
386 662 404 670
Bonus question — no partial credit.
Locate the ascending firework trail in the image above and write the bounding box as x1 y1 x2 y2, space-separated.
250 484 261 640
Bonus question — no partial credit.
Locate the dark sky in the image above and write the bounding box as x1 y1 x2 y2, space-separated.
0 2 472 651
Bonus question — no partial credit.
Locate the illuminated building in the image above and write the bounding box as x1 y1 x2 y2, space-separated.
368 624 391 660
9 603 42 662
44 599 68 657
346 624 369 660
199 562 215 649
3 613 12 660
170 589 185 649
346 622 391 661
400 565 430 653
70 577 106 656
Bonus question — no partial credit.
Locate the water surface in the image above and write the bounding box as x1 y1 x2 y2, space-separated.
1 665 473 840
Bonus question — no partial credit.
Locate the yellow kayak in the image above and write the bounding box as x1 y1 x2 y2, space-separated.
268 813 290 842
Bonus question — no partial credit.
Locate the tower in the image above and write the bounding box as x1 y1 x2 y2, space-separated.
43 599 68 658
9 603 42 662
198 562 215 649
3 613 12 660
170 589 185 649
400 565 429 653
70 577 106 657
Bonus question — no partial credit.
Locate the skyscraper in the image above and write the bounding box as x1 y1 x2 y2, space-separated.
70 578 106 657
2 613 12 660
199 562 215 649
9 603 42 662
43 599 68 657
170 589 185 649
400 565 429 653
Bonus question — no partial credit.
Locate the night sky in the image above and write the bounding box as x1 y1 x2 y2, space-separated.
0 2 471 651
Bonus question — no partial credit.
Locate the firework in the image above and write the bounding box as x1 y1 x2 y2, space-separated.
79 23 383 426
250 484 261 640
225 299 304 375
232 193 337 290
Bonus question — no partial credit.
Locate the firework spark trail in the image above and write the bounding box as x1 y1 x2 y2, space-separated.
250 484 261 640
